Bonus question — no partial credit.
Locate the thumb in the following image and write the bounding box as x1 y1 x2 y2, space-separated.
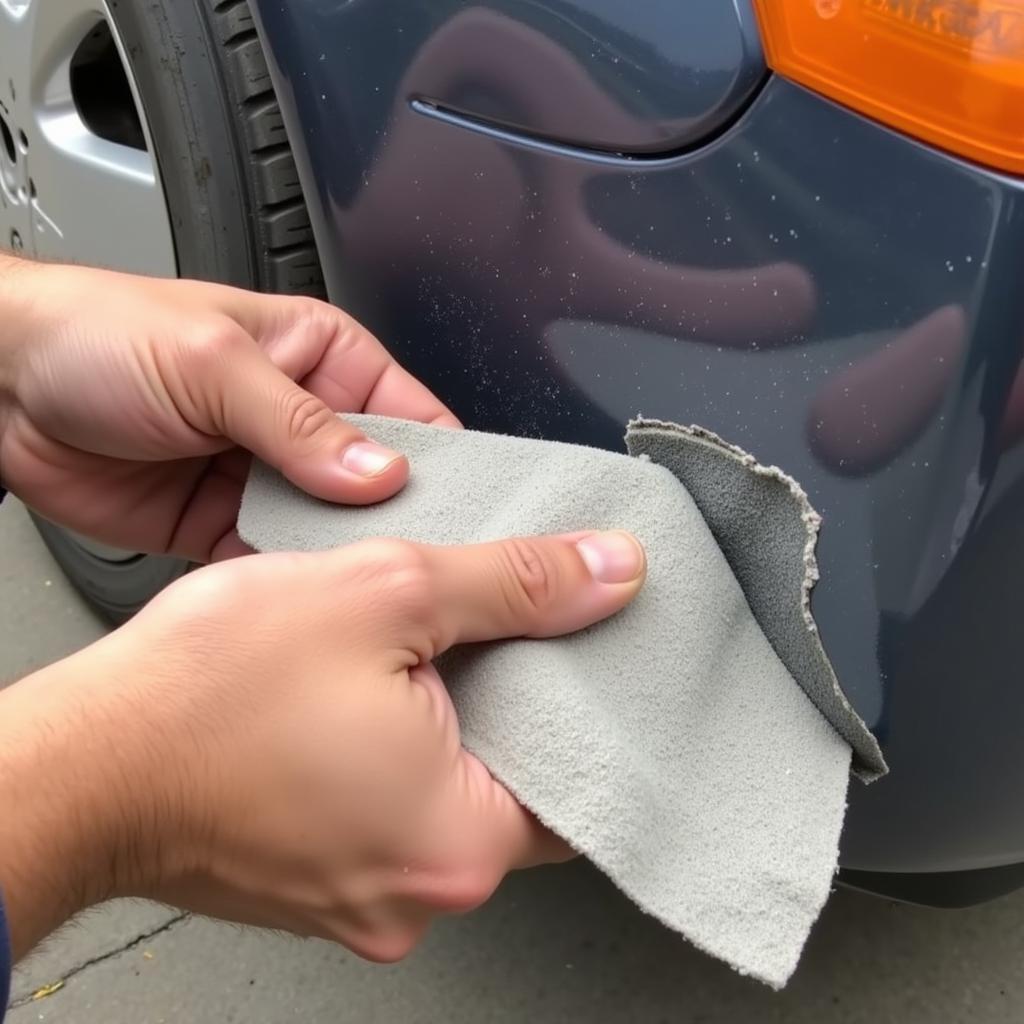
399 530 647 656
205 331 408 504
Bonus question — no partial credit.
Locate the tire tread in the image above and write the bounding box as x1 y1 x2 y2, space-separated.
205 0 326 299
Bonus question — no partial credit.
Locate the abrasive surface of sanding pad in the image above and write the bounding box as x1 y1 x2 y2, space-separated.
238 414 880 987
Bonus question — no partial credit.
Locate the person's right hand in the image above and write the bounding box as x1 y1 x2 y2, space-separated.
0 528 646 961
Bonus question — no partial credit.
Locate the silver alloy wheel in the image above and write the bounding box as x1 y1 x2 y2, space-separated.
0 0 177 270
0 0 177 561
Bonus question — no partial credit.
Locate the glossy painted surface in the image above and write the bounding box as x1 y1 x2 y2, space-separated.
252 0 1024 877
387 0 764 153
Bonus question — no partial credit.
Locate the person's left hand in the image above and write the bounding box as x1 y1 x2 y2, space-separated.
0 258 459 561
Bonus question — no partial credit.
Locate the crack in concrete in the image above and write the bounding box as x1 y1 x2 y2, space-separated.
9 911 190 1009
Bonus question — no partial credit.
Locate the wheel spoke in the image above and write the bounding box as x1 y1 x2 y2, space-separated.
31 112 175 273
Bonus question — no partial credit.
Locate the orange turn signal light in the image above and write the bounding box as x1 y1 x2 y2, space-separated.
752 0 1024 175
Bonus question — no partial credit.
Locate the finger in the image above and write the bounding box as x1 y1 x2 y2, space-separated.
210 529 255 562
156 449 250 562
201 331 409 505
358 361 463 428
239 294 460 427
301 327 461 427
413 665 574 874
411 530 646 654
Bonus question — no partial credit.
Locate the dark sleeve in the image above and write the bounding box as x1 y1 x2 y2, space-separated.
1 892 10 1021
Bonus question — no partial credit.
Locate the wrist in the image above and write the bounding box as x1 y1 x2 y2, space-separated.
0 640 169 956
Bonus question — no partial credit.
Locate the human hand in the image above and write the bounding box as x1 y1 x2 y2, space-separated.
0 255 458 561
0 528 645 960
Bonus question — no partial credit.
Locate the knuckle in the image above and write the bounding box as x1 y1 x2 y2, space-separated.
289 294 326 319
498 538 561 618
339 539 443 656
277 387 335 448
150 554 306 629
346 539 433 613
156 560 245 619
183 319 248 369
297 295 336 326
140 564 258 663
349 537 428 580
283 295 354 350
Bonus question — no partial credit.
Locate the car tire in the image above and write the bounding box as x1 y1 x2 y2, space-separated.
30 521 191 624
29 0 325 624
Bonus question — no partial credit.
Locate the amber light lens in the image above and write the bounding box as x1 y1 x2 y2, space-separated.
752 0 1024 175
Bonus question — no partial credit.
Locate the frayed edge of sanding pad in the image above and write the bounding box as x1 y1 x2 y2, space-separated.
638 421 823 635
625 417 887 782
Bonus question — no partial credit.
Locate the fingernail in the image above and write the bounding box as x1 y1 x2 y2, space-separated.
576 531 645 584
341 440 402 477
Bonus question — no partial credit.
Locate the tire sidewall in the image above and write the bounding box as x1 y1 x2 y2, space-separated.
106 0 257 286
31 513 188 624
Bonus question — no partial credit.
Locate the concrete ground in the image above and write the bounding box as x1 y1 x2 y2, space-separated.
2 497 1022 1024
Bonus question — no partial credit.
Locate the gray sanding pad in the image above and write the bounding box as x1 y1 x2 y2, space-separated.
238 414 885 987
